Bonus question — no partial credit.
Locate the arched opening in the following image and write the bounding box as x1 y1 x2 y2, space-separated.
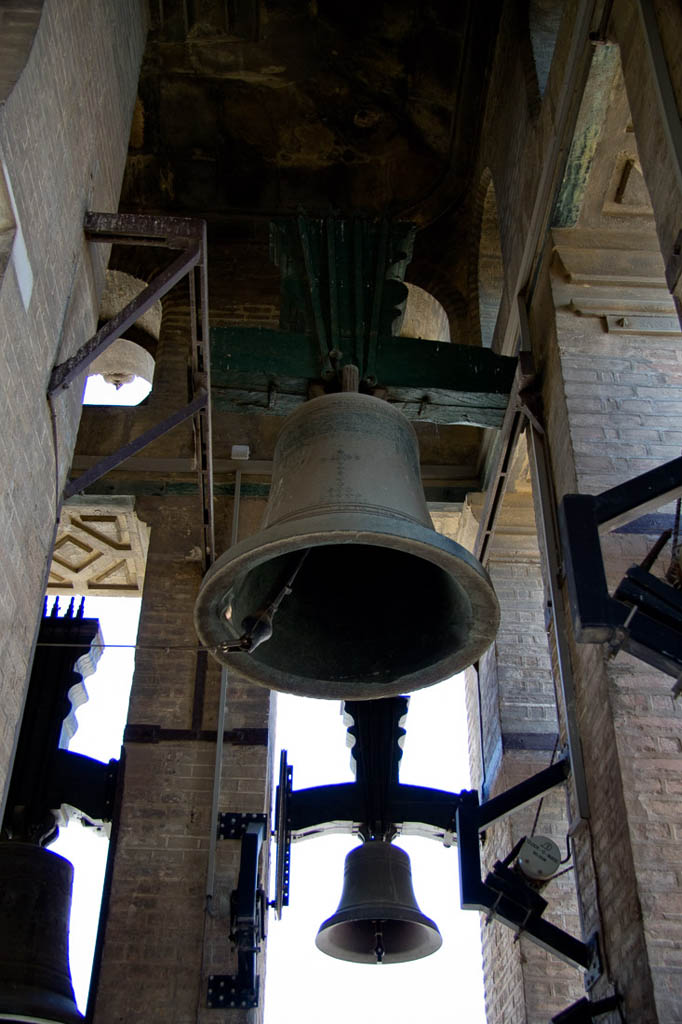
83 271 161 406
399 283 451 343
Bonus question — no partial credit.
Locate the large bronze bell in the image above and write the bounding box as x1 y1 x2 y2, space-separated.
315 842 442 964
0 842 82 1023
195 392 499 699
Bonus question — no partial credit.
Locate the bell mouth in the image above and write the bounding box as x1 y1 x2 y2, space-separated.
195 512 499 700
314 842 442 964
315 912 443 965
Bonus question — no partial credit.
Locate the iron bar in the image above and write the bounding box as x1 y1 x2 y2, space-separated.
231 471 242 547
189 221 216 569
593 455 682 533
474 347 534 563
63 390 208 499
477 756 570 830
526 423 591 820
83 211 204 246
206 667 229 902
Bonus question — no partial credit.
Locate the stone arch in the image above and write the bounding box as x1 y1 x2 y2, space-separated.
475 171 504 348
84 271 161 406
528 0 563 99
0 2 45 104
399 283 451 343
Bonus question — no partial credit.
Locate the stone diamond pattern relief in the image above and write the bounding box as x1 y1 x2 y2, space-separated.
47 498 149 597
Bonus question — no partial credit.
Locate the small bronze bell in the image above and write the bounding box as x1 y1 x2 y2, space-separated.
315 842 442 964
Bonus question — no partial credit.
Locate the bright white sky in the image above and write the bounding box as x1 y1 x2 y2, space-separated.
50 372 486 1020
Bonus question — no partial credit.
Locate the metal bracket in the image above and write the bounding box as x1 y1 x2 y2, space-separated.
50 211 215 570
457 790 600 976
48 213 205 394
272 752 292 919
207 974 259 1010
63 390 207 500
560 456 682 680
583 932 603 991
208 816 267 1010
551 992 619 1023
217 812 267 840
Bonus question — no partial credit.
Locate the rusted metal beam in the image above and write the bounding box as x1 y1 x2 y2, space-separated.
52 211 215 574
63 391 208 499
83 211 204 247
473 349 535 563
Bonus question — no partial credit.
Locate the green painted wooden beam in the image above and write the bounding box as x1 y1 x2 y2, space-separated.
210 326 516 395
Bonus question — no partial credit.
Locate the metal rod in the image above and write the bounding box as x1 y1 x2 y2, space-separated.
231 470 242 547
63 390 207 498
206 666 229 902
199 222 216 566
48 244 201 393
526 422 591 820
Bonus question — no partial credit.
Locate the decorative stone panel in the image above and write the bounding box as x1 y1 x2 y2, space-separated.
47 496 150 597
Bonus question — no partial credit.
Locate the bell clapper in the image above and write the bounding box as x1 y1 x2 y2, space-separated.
373 921 385 964
218 549 311 655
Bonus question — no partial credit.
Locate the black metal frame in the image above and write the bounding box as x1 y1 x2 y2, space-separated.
559 456 682 681
2 601 120 845
209 814 267 1009
550 994 621 1023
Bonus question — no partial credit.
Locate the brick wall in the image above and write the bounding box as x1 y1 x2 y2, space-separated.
0 0 146 815
93 494 274 1023
469 546 584 1024
549 288 682 1021
465 2 682 1017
